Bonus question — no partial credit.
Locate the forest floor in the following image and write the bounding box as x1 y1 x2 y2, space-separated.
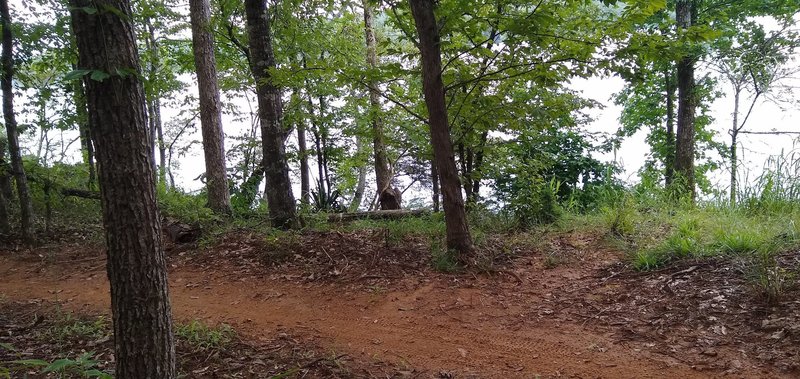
1 227 799 378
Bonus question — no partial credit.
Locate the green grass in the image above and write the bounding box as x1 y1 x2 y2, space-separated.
45 314 108 343
174 320 235 351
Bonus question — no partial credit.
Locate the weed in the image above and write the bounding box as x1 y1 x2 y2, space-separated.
8 351 111 378
46 315 107 343
430 239 460 273
744 251 796 303
175 320 235 350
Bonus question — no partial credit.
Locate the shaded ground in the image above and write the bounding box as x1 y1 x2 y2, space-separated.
1 229 798 378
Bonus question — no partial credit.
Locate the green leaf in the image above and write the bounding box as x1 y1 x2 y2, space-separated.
0 342 15 352
64 69 91 81
89 70 111 82
42 358 76 373
9 359 49 367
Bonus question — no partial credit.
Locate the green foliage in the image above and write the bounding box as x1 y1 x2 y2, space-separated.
174 320 235 351
46 314 108 343
6 352 111 379
157 184 218 225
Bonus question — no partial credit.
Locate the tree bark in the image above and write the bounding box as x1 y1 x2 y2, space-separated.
730 87 740 206
297 118 311 204
674 0 696 201
190 0 232 215
664 67 676 187
73 77 97 189
431 156 440 212
69 1 176 377
1 0 34 241
409 0 473 258
362 0 392 206
0 135 13 205
244 0 297 229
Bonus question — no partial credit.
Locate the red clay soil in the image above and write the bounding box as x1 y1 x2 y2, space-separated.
1 233 797 378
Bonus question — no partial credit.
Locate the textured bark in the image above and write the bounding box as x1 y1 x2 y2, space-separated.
730 88 740 206
674 0 696 201
1 0 34 241
664 67 676 187
349 132 368 212
0 135 12 204
362 0 392 205
409 0 473 257
69 1 176 377
431 157 440 212
73 78 97 189
244 0 297 228
190 0 231 215
297 120 311 204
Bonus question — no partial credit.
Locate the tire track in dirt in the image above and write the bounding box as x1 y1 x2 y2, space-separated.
0 256 768 378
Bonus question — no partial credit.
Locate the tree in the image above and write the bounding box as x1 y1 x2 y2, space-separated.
190 0 232 214
244 0 297 228
713 20 799 206
69 0 176 377
673 0 697 200
408 0 472 259
362 0 393 208
1 0 34 241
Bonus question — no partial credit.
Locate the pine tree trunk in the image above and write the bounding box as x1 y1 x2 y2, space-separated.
69 1 176 377
409 0 473 258
664 67 676 187
0 135 13 203
431 156 440 212
244 0 297 228
190 0 231 215
730 88 740 207
674 0 696 201
72 77 97 189
1 0 34 241
362 0 392 205
297 118 311 204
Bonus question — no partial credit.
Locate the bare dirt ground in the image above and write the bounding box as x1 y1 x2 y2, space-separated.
1 229 798 378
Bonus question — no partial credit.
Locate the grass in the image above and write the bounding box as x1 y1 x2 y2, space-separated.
174 320 235 351
45 314 108 343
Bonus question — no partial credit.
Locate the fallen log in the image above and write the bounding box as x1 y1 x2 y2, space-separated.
327 209 428 223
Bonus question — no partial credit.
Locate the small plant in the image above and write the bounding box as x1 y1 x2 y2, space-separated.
430 238 460 273
47 315 108 343
632 249 667 271
745 251 795 303
175 320 235 350
8 352 111 378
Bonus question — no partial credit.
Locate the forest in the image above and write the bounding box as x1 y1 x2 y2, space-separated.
0 0 799 377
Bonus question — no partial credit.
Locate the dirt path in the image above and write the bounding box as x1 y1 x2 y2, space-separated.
0 252 782 378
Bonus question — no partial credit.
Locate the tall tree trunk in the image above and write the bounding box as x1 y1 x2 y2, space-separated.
244 0 297 229
144 20 161 179
664 67 676 187
73 76 97 189
431 156 440 212
1 0 34 241
470 131 488 202
190 0 231 214
362 0 392 205
409 0 473 258
297 118 310 204
730 87 740 207
674 0 696 201
69 0 176 377
0 134 13 203
350 156 367 212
